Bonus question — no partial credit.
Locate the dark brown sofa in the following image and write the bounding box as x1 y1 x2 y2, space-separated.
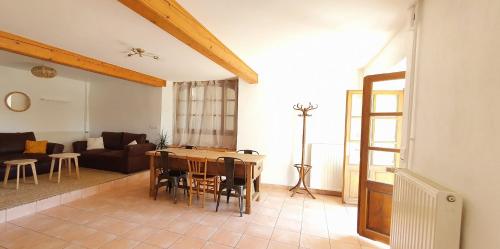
0 132 64 179
73 132 155 174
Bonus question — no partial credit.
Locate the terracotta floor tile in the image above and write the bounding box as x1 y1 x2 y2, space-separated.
275 217 302 233
169 236 206 249
71 231 117 249
133 243 162 249
202 241 233 249
165 219 196 234
2 176 390 249
244 224 274 239
300 234 331 249
86 216 139 235
199 214 229 227
63 244 87 249
221 220 247 233
209 228 243 247
236 234 269 249
271 229 301 246
187 225 218 240
121 226 157 242
144 230 181 248
268 241 300 249
99 237 140 249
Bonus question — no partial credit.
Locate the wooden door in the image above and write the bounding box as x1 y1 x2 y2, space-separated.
343 90 404 205
357 71 406 243
342 90 362 204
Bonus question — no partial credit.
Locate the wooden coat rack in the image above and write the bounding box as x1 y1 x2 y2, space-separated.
290 102 318 199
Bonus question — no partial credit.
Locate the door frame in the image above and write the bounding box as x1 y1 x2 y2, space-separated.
357 71 406 243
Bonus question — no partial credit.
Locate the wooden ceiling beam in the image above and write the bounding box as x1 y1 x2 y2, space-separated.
119 0 258 84
0 30 166 87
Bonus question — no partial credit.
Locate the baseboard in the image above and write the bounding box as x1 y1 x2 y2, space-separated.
261 183 342 197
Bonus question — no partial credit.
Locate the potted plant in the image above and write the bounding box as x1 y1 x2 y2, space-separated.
156 130 168 150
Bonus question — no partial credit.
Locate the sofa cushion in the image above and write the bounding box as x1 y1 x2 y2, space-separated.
87 137 104 150
122 133 146 147
24 140 48 154
0 132 36 154
102 132 123 150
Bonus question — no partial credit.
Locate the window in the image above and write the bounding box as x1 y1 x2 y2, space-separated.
173 79 238 149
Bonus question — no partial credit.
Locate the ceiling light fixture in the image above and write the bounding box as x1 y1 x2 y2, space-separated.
31 65 57 78
127 48 159 60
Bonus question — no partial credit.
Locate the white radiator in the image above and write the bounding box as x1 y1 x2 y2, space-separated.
391 169 463 249
309 143 343 192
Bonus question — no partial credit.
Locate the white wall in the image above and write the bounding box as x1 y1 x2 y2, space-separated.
409 0 500 248
237 54 360 186
364 26 412 75
88 75 163 143
0 65 86 150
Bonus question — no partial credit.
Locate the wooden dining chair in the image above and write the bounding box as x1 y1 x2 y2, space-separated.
237 149 259 155
186 157 218 207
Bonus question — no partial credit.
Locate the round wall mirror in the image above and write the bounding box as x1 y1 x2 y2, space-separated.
5 91 31 112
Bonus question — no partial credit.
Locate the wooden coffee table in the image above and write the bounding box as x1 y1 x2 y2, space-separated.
3 159 38 189
49 153 80 183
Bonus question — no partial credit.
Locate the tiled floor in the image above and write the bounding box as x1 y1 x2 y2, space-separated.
0 176 389 249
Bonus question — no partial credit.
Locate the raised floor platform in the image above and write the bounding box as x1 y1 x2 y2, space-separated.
0 168 148 222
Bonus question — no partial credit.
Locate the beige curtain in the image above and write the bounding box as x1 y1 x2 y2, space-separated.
173 79 238 149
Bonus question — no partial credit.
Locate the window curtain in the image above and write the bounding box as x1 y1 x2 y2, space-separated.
173 79 238 149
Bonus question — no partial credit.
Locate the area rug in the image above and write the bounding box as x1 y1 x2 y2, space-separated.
0 167 126 210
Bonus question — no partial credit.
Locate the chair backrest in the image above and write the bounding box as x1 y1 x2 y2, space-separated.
187 157 208 179
216 157 246 186
237 149 259 155
158 151 175 172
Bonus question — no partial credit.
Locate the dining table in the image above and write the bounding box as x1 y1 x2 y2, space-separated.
145 148 265 214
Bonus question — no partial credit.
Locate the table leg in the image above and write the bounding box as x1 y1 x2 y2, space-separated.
3 165 11 187
254 176 261 201
74 157 80 179
245 164 252 214
31 163 38 185
57 159 62 183
68 158 72 176
49 158 55 180
16 165 20 190
22 165 26 183
149 155 155 197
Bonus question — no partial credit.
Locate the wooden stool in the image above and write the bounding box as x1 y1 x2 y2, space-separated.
3 159 38 189
49 153 81 183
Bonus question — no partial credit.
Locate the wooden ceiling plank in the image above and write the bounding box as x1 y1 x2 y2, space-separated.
0 30 166 87
119 0 258 83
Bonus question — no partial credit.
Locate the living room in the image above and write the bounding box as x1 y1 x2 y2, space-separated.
2 0 499 249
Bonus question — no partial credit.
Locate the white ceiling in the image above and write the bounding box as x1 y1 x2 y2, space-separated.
178 0 414 70
0 0 413 83
0 0 233 82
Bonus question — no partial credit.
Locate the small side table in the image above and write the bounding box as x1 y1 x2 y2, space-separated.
49 153 81 183
3 159 38 189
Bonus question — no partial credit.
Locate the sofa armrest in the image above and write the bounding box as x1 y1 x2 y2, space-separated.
73 141 87 153
125 143 156 157
47 142 64 154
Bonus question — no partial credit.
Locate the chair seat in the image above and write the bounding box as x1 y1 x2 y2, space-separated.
221 178 246 186
192 174 217 180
